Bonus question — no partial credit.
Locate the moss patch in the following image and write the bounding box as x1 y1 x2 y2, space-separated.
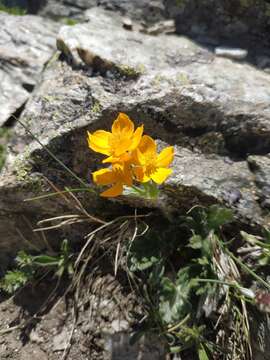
0 1 26 15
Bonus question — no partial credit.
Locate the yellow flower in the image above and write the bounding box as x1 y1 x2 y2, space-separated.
134 135 174 184
87 113 143 163
92 163 133 197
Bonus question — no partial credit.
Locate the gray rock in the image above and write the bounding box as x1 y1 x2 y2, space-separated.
39 0 97 20
0 13 59 126
256 56 270 70
248 155 270 209
140 19 176 35
104 332 165 360
110 319 129 333
122 17 133 31
165 147 262 224
39 0 165 24
165 0 270 48
1 7 270 258
53 329 69 351
215 47 248 60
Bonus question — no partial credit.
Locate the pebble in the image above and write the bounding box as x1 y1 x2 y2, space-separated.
122 18 133 30
53 329 69 351
215 47 248 60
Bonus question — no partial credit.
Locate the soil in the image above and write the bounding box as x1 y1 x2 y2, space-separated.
0 271 144 360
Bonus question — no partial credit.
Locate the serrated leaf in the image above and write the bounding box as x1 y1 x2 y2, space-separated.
159 270 192 324
0 270 31 294
16 251 34 267
188 235 203 249
207 205 233 230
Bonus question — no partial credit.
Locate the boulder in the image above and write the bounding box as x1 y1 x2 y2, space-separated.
0 13 59 126
1 7 270 261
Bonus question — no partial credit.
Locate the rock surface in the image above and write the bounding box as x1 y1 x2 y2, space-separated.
165 0 270 48
0 6 270 360
0 13 59 126
38 0 165 23
1 7 270 262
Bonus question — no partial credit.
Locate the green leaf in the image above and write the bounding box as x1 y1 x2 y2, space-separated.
259 256 269 266
198 344 209 360
32 255 60 266
207 205 233 230
128 228 167 272
124 181 159 200
240 231 259 245
188 235 203 249
170 346 182 353
263 227 270 243
197 257 209 266
0 270 31 294
158 269 192 324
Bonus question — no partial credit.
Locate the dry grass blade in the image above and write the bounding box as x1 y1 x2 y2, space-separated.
37 215 82 225
66 187 106 224
34 215 88 232
42 175 73 205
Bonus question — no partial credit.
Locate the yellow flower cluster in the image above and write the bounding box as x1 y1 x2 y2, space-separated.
87 113 174 197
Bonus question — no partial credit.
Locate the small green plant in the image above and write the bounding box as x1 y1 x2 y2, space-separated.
241 228 270 266
127 205 269 359
0 239 74 294
0 269 32 294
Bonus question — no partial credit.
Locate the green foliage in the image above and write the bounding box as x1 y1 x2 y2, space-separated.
241 227 270 266
0 240 74 294
128 223 178 271
0 270 31 294
127 205 234 357
158 268 193 324
127 205 270 358
182 205 234 237
124 181 160 200
62 18 78 26
0 1 26 15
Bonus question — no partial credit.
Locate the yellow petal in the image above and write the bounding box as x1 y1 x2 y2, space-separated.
114 138 132 156
111 113 134 137
134 149 146 166
92 168 116 185
122 166 133 186
100 183 123 197
102 155 118 163
88 130 112 155
102 152 132 163
133 166 150 183
150 168 172 184
156 146 174 168
130 125 144 151
139 135 156 155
